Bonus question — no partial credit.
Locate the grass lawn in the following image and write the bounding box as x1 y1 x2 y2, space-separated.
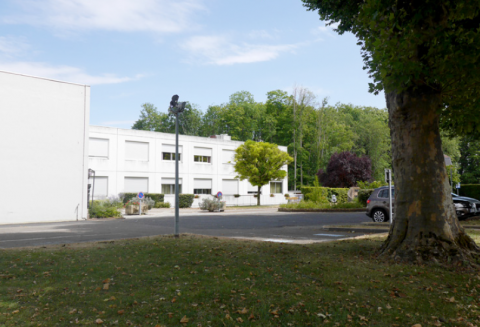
1 233 480 326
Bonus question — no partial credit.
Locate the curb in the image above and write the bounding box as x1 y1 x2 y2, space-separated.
278 208 366 213
322 226 388 233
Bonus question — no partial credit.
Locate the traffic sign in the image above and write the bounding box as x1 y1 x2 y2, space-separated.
217 191 223 198
138 192 145 199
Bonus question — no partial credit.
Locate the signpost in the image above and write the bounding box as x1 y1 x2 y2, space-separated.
217 191 223 199
385 168 393 225
456 183 461 195
137 192 144 216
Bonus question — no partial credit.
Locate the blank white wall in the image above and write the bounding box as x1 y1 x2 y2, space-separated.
0 71 90 223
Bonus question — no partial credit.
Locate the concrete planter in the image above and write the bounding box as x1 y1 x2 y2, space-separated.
125 204 149 215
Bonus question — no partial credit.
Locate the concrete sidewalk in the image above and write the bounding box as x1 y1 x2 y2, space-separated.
122 206 281 218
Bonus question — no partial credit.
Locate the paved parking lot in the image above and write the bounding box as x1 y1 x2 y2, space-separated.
0 208 376 248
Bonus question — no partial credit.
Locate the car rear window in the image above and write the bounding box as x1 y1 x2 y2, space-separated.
378 189 394 198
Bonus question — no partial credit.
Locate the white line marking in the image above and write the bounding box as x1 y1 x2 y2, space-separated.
314 233 344 237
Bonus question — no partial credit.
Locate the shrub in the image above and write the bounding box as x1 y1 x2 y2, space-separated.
279 201 364 209
179 194 194 208
144 197 155 209
155 202 171 208
301 186 349 204
460 184 480 199
89 200 122 218
121 193 164 204
357 180 388 189
284 193 290 198
357 189 374 206
199 197 224 211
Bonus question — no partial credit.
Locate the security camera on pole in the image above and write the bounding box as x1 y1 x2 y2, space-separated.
169 95 186 238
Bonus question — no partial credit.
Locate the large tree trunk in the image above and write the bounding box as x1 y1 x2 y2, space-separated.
379 89 479 265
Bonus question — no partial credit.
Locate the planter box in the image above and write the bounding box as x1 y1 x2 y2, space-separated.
125 204 148 215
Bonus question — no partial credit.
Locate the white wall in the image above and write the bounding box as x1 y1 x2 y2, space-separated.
88 126 289 207
0 71 90 223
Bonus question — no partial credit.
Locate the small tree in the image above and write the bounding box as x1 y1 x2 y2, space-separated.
234 140 293 205
317 151 372 188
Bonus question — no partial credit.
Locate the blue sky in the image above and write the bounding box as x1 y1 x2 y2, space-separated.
0 0 386 128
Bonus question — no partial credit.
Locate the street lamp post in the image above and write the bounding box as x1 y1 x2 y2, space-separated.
169 95 186 238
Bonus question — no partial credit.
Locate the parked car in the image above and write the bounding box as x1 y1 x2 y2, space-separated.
366 187 480 222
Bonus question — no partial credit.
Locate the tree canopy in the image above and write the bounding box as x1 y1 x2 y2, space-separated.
302 0 480 135
233 140 293 206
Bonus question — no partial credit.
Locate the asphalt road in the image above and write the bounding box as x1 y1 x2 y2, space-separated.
0 209 374 248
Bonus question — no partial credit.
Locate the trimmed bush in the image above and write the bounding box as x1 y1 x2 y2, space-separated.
179 194 195 208
89 200 122 218
460 184 480 199
301 186 349 204
280 201 364 209
121 193 164 204
357 189 374 206
155 202 171 208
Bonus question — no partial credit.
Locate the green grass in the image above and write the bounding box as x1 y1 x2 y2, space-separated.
280 200 365 209
1 234 479 326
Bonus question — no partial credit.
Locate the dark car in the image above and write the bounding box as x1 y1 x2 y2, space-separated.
366 187 480 222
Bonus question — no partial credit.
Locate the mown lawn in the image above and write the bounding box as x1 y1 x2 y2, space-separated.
1 232 480 326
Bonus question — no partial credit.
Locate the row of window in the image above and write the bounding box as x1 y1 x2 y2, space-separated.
89 138 235 164
90 176 283 198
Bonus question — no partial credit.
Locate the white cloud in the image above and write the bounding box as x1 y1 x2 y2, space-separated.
0 36 29 56
181 35 302 65
3 0 205 34
312 22 340 36
0 61 143 85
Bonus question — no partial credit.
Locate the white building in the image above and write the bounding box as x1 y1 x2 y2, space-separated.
0 71 90 224
88 126 289 207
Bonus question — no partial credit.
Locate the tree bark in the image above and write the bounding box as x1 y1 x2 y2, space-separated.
379 88 479 265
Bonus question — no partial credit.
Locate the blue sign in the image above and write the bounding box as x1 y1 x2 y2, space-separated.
217 191 223 198
138 192 145 199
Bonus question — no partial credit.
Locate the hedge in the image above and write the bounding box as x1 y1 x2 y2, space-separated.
357 189 374 206
179 194 195 208
121 193 164 204
459 184 480 200
300 186 349 204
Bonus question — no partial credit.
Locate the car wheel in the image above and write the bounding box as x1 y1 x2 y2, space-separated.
372 209 388 222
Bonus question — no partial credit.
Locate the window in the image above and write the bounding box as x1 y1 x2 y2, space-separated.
194 147 212 163
163 152 181 161
161 178 182 194
222 150 235 164
270 182 283 194
125 141 149 161
194 155 211 163
124 177 148 193
89 138 109 158
222 179 238 195
162 144 182 161
194 179 212 195
92 176 108 199
378 189 394 198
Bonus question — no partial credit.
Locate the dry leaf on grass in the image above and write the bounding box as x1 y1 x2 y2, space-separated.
180 315 189 323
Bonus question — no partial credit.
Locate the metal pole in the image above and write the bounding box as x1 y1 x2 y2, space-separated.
174 112 180 238
389 171 393 225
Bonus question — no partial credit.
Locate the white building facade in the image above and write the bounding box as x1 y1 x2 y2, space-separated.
88 126 289 207
0 71 90 224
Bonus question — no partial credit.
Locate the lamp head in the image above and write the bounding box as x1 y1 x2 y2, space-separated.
170 94 179 108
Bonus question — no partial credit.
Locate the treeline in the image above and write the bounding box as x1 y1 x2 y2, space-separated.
132 88 467 188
